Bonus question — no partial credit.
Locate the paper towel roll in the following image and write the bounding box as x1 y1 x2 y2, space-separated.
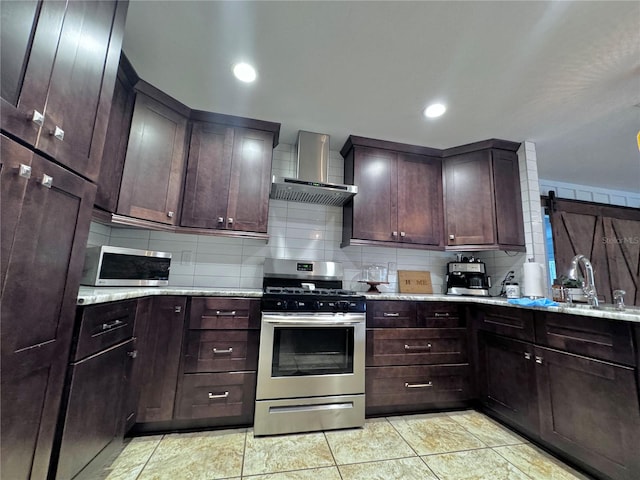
522 262 545 298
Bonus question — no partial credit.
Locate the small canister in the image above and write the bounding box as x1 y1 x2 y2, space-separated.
505 283 520 299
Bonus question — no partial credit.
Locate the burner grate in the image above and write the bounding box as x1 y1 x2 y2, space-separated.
264 286 358 296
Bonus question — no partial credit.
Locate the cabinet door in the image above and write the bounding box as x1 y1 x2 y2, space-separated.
397 153 443 246
35 0 123 180
117 93 188 225
95 64 136 211
227 128 274 233
180 122 233 228
0 0 63 146
352 147 398 242
1 136 95 480
492 150 524 247
444 150 495 246
55 339 132 480
536 347 640 480
476 333 539 436
136 297 187 423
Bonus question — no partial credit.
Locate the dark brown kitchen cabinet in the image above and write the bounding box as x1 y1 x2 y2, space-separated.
52 300 137 480
181 122 274 233
1 135 96 480
116 87 189 225
536 346 640 480
0 0 128 181
364 300 471 416
443 140 524 251
95 54 138 212
136 296 187 423
476 332 539 437
341 137 444 249
175 297 260 427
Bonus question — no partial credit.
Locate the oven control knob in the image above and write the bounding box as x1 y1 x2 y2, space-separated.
338 301 351 311
284 300 297 310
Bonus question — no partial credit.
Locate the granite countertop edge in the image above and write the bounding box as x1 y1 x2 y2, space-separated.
77 288 640 323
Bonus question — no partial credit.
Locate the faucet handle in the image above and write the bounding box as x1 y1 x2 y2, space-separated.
613 290 626 310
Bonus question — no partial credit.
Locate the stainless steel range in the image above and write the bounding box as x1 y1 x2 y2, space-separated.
254 259 366 436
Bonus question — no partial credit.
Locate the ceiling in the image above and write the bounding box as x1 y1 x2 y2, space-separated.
122 1 640 193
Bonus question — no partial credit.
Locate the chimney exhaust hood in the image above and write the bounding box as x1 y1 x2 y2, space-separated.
270 131 357 206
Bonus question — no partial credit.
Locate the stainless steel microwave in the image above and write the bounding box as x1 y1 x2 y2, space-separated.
80 246 171 286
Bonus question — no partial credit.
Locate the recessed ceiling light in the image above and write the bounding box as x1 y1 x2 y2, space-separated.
423 103 446 118
233 62 256 83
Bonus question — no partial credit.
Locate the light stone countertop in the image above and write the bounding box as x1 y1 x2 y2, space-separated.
77 287 640 324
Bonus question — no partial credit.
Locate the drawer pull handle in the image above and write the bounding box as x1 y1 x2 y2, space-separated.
524 352 532 360
405 382 433 388
208 391 229 399
434 312 450 317
405 344 432 351
383 312 400 317
213 347 233 354
216 310 237 316
535 355 543 364
102 320 123 331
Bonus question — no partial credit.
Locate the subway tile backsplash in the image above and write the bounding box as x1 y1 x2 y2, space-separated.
87 143 527 293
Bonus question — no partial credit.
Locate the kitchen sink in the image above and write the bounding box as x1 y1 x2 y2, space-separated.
565 303 640 314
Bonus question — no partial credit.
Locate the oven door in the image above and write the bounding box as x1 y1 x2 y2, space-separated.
256 313 365 400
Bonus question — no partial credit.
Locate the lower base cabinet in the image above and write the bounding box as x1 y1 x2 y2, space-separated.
476 308 640 480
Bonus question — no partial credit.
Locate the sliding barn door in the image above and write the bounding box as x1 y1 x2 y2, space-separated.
549 197 639 306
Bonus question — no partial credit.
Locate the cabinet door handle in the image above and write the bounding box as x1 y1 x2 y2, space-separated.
227 217 234 225
41 174 53 188
208 391 229 399
213 347 233 354
216 310 236 316
535 355 543 364
524 352 532 360
449 234 455 241
102 319 123 331
405 344 432 351
127 350 138 358
400 231 406 237
392 231 398 237
167 211 174 218
382 312 400 317
218 217 224 223
405 382 433 388
434 312 450 317
18 164 32 179
50 126 64 141
30 110 44 126
174 305 182 313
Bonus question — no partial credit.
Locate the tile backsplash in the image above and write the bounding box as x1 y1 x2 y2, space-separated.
87 142 524 294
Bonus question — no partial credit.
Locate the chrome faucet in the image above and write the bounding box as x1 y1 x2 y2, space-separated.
613 290 626 311
567 254 599 307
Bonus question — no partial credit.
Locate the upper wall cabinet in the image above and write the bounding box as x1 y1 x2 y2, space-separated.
443 140 525 251
116 83 189 226
0 0 128 181
341 136 444 250
180 114 278 235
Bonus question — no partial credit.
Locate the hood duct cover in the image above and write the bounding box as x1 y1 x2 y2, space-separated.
270 131 357 206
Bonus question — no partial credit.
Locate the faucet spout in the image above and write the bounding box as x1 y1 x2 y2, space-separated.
568 254 599 307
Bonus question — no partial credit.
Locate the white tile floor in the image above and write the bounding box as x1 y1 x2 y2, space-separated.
102 410 594 480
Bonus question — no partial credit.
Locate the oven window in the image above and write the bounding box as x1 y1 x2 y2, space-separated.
272 327 354 376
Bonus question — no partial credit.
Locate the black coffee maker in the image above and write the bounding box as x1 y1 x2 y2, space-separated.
445 257 491 296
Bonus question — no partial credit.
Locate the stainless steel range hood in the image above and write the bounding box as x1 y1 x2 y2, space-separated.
270 131 357 206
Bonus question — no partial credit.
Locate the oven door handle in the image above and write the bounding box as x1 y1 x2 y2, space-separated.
262 317 364 326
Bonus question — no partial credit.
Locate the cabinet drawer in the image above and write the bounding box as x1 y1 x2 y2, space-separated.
367 301 416 328
183 330 259 373
189 297 260 329
366 328 468 366
475 305 534 342
174 372 256 421
535 312 635 366
74 300 136 360
366 365 472 411
417 302 464 327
